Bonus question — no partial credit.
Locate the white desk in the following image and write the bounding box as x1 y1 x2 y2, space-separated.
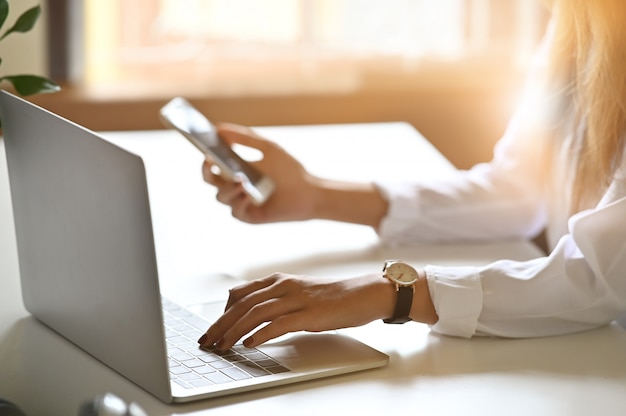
1 123 625 416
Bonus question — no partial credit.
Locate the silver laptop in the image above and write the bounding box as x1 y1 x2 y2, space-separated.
0 91 388 403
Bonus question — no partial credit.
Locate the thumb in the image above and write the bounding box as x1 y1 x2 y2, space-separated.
216 123 271 153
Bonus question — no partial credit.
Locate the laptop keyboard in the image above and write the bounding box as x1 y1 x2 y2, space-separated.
162 298 290 389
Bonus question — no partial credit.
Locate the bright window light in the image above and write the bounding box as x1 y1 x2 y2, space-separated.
83 0 545 97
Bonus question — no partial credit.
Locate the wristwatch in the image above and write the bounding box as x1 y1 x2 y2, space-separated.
382 260 419 324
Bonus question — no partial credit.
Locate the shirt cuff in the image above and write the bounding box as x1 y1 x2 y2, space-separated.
425 265 483 338
373 180 423 245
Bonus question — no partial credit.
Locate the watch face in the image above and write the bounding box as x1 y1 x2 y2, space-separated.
385 262 419 286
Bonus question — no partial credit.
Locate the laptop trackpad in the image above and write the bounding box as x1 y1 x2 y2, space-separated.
259 332 388 372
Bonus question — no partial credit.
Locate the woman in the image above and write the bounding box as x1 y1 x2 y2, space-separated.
197 0 626 351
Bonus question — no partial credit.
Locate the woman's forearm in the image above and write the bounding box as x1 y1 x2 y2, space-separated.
309 177 388 228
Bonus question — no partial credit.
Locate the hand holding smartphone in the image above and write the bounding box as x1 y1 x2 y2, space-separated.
160 97 275 205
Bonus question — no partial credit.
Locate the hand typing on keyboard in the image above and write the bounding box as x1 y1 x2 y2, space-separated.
163 298 289 388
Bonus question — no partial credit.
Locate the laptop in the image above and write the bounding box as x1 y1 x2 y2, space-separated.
0 91 388 403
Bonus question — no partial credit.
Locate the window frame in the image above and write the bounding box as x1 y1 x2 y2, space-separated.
46 0 84 84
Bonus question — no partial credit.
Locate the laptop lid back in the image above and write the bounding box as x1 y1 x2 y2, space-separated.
0 91 172 402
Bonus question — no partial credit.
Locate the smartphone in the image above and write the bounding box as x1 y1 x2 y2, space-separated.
160 97 274 205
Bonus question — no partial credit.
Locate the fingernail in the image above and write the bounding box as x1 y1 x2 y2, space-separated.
197 333 208 345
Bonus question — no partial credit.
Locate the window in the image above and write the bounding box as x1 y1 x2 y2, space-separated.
80 0 547 98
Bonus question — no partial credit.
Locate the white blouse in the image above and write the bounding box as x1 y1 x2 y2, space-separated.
375 25 626 338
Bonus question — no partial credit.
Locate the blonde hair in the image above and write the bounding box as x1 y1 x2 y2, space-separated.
546 0 626 212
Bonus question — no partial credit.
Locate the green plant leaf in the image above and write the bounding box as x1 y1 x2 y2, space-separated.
0 0 9 32
0 74 61 96
0 5 40 41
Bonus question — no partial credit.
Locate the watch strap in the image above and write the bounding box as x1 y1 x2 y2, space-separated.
383 285 413 324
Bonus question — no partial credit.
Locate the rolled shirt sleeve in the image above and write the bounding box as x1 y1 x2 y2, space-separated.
423 194 626 338
424 265 482 338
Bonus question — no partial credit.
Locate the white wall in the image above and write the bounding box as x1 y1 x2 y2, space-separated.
0 0 47 77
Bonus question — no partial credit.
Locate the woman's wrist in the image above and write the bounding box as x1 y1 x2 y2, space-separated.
378 266 438 325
